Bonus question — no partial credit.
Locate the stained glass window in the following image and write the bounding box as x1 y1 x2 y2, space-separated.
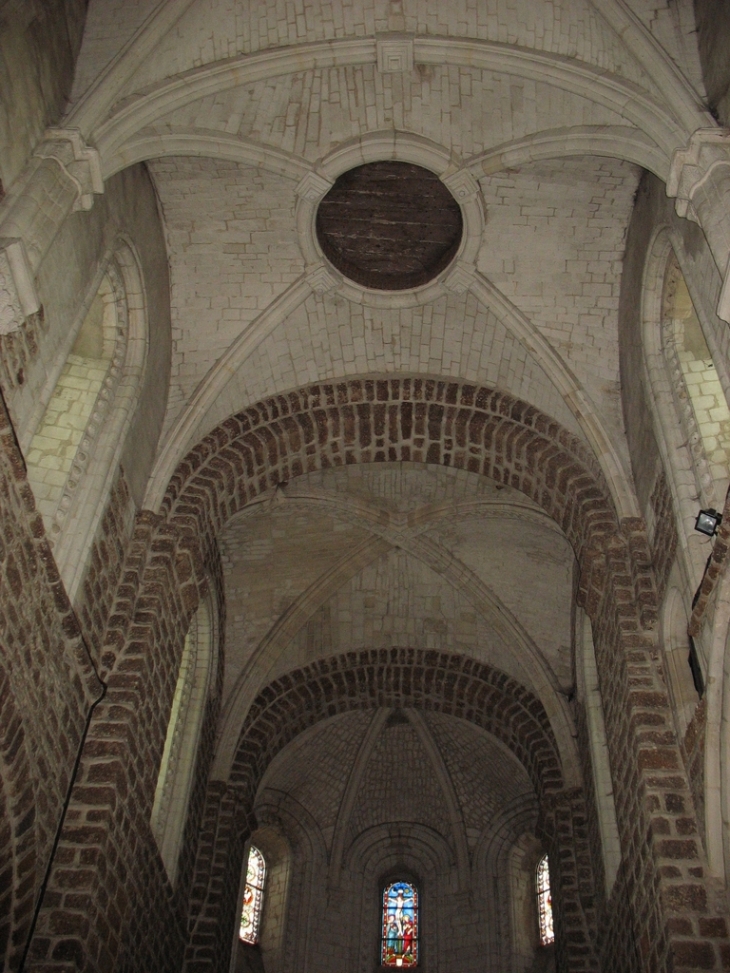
536 855 554 946
240 845 266 944
381 881 418 967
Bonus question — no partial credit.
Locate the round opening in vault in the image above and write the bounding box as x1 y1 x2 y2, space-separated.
315 161 463 290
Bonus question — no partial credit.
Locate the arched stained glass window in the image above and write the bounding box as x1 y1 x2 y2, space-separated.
240 846 266 944
536 855 554 946
381 881 418 967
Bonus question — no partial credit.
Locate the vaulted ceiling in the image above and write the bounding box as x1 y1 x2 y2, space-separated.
63 0 711 795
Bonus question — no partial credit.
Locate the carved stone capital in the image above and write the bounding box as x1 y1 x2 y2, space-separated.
0 238 39 335
667 128 730 222
35 128 104 212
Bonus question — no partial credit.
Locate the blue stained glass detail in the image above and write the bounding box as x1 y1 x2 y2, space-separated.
381 881 418 967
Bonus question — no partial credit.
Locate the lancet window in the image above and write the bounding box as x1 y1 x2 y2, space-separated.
381 881 418 967
536 855 554 946
240 845 266 944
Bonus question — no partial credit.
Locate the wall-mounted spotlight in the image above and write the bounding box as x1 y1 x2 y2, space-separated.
695 507 723 537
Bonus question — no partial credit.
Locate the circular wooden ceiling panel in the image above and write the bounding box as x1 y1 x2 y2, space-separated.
316 161 463 290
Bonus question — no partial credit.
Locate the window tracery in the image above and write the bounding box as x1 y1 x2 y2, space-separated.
240 845 266 944
536 855 554 946
381 881 418 967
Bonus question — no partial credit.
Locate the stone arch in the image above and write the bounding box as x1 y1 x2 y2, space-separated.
23 238 149 602
475 795 540 973
91 37 691 172
168 381 618 973
162 378 619 571
53 238 149 602
350 824 444 971
230 649 563 810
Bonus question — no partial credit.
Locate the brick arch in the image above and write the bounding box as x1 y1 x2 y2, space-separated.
229 648 564 811
162 378 619 564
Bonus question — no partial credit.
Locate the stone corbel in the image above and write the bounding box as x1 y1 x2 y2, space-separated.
667 128 730 322
443 262 477 295
305 263 341 294
296 170 334 203
442 168 480 203
0 237 39 335
35 128 104 212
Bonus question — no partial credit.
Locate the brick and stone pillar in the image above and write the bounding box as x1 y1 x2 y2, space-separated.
184 782 250 973
582 525 730 972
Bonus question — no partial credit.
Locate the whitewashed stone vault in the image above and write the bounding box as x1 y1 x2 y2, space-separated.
3 3 730 973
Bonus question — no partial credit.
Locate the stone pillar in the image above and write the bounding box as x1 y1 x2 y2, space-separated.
667 128 730 323
0 128 103 335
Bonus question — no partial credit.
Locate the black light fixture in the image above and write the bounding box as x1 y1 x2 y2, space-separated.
695 507 723 537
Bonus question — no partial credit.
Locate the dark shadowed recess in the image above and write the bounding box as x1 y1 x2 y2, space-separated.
316 161 463 290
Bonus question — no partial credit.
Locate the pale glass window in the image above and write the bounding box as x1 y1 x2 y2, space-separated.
240 846 266 944
536 855 554 946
